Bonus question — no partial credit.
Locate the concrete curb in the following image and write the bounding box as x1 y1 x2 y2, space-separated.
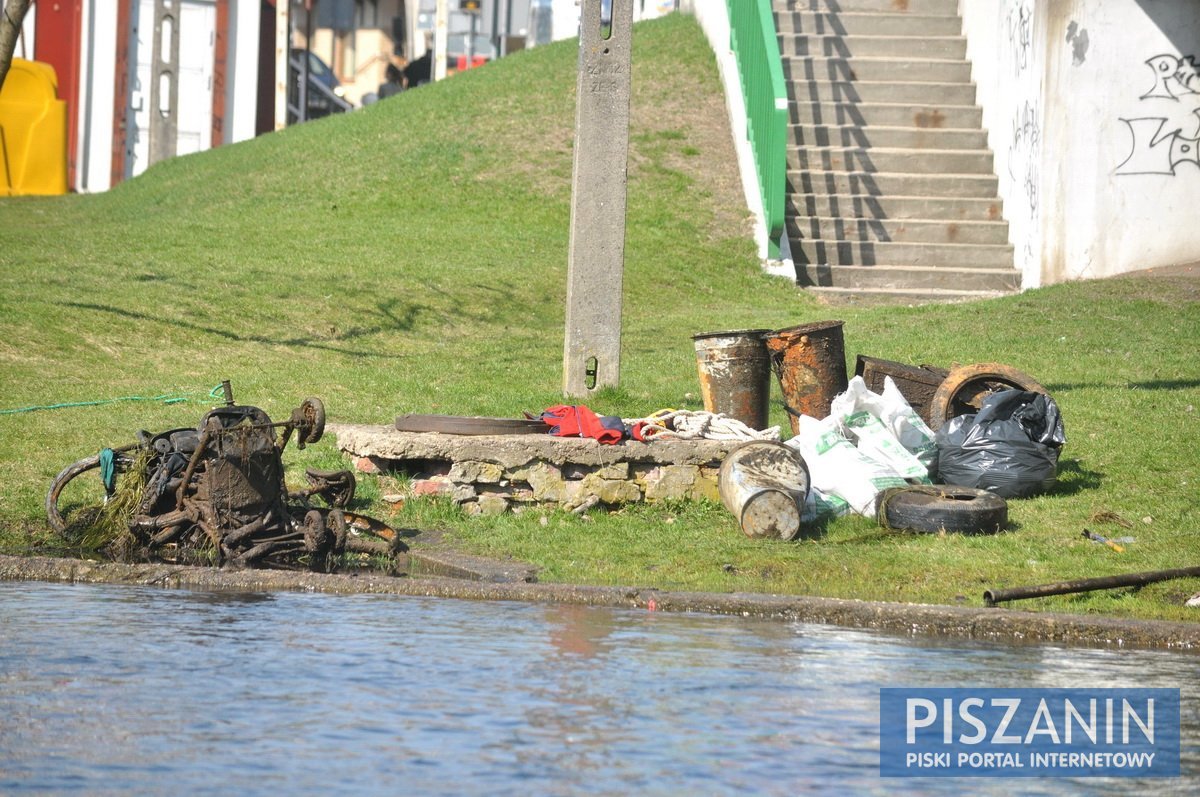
2 555 1197 652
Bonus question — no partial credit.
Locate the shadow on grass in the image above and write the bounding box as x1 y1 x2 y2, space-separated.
1045 379 1200 392
63 299 428 358
1053 459 1103 496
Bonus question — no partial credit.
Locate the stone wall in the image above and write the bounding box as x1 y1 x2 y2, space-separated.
330 424 743 515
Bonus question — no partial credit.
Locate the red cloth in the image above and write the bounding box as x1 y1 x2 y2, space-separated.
630 420 654 442
541 405 626 444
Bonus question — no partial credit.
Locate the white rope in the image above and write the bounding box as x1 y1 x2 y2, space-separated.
624 410 780 442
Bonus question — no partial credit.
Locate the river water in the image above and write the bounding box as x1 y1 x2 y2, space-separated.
0 581 1195 795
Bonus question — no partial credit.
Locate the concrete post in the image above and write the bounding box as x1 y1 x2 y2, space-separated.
148 0 180 164
563 0 633 398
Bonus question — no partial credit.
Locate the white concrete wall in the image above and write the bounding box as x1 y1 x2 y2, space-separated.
963 0 1200 286
1042 0 1200 280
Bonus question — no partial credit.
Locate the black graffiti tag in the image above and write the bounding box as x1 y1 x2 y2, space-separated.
1141 54 1200 100
1116 114 1200 175
1117 55 1200 175
1006 0 1033 77
1008 101 1040 215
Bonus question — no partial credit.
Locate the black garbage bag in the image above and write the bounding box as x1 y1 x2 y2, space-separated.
935 390 1066 498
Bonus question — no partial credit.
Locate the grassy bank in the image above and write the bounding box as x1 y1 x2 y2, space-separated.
1 14 1197 621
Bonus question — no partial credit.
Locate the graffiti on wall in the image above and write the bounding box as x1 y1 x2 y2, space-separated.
1008 100 1041 219
1006 0 1033 76
1117 54 1200 176
1001 0 1040 274
1140 54 1199 100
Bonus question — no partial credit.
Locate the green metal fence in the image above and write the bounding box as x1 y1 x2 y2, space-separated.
727 0 787 258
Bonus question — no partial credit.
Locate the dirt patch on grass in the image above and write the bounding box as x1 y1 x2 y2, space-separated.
1113 260 1200 302
1121 260 1200 279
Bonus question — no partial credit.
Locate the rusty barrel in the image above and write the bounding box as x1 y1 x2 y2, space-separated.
764 320 849 433
692 329 772 430
718 440 810 540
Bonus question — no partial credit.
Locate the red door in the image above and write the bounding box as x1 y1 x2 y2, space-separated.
35 0 84 189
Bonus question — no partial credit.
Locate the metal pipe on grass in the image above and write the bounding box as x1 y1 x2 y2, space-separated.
984 566 1200 607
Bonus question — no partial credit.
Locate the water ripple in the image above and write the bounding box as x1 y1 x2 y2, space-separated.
0 582 1195 795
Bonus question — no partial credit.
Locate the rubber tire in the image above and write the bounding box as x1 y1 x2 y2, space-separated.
45 451 136 535
877 485 1007 535
928 363 1048 430
299 398 326 444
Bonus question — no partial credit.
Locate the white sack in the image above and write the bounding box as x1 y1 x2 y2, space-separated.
786 414 906 517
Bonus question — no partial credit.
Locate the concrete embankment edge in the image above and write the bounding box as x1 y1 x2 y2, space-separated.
2 555 1196 652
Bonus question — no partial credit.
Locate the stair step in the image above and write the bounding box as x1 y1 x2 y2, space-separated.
788 169 999 197
776 11 964 36
778 34 967 60
790 123 987 150
780 0 962 14
805 285 1013 305
787 216 1009 244
787 146 994 174
791 239 1014 268
788 193 1005 222
774 0 1018 299
782 56 973 83
795 263 1022 293
789 100 982 128
790 80 977 105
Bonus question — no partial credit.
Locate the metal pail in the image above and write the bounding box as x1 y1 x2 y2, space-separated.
718 440 810 540
763 320 849 433
692 329 771 430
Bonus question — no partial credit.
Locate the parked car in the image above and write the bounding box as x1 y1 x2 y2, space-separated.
288 49 353 123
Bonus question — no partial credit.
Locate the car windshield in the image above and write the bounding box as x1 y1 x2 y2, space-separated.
305 52 332 77
292 49 333 78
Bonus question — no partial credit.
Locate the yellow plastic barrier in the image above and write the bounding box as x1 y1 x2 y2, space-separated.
0 58 69 196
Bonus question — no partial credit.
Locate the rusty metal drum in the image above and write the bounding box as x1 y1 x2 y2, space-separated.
764 320 849 433
718 440 811 540
692 329 772 430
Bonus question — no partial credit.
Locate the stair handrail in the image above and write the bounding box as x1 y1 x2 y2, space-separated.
727 0 787 258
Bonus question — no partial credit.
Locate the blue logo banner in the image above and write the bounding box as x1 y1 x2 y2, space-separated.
879 688 1180 777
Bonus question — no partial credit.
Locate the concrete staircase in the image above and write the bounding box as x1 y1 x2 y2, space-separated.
774 0 1020 302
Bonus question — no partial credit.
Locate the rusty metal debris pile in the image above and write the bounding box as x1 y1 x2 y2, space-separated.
47 382 403 571
697 321 1063 541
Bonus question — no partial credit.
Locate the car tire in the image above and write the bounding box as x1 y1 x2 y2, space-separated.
877 485 1008 535
928 363 1048 430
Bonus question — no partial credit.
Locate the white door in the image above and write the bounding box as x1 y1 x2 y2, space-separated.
175 0 216 156
131 0 216 176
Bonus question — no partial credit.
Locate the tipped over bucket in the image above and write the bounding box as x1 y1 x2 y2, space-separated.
692 329 771 430
764 320 849 433
718 440 810 540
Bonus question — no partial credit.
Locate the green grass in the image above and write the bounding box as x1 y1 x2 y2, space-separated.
2 14 1199 620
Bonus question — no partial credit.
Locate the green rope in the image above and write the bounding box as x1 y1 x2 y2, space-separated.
0 385 225 416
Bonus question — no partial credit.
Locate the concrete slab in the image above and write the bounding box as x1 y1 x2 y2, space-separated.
329 423 740 470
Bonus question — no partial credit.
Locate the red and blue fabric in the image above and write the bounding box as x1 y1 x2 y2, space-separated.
540 405 628 445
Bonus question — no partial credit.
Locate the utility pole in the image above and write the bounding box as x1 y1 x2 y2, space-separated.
562 0 634 397
148 0 180 165
434 0 448 82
